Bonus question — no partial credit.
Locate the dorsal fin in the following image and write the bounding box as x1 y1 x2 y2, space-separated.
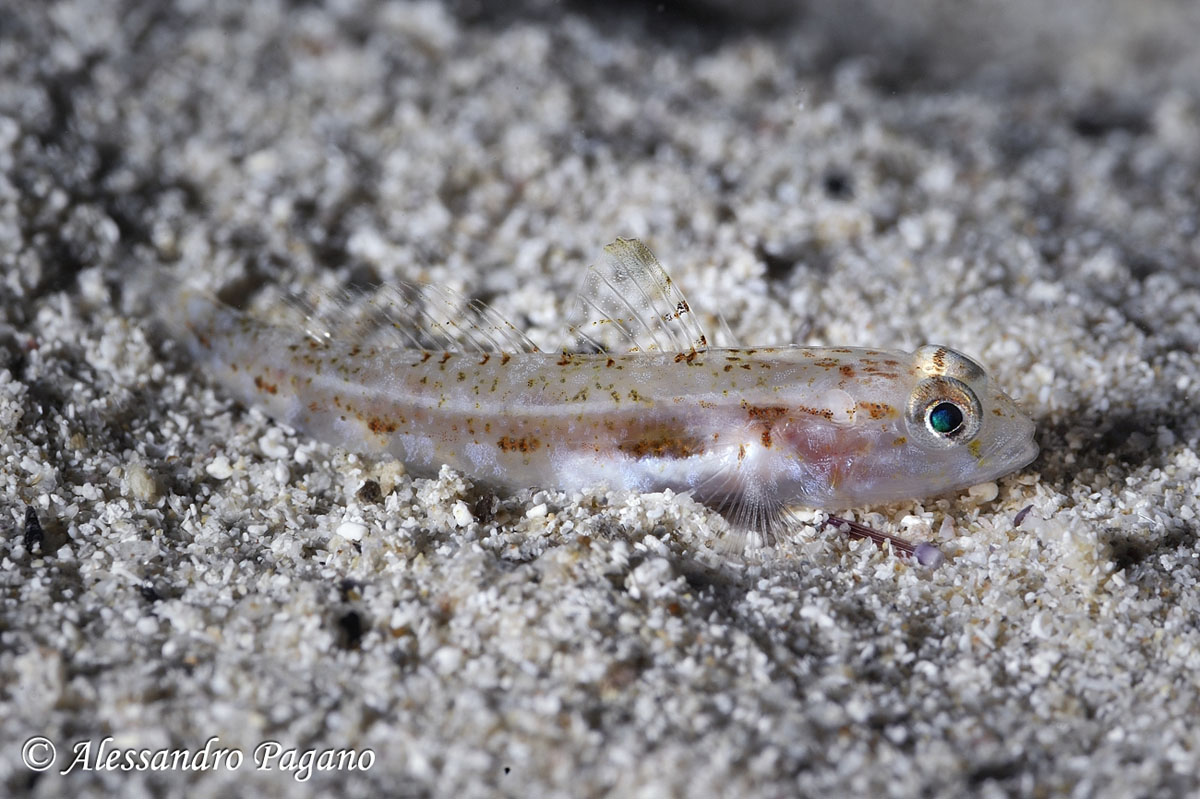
565 238 727 354
277 279 540 355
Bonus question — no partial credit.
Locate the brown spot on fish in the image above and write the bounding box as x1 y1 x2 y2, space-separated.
893 436 907 446
618 429 706 460
840 364 856 378
860 364 900 378
497 435 541 453
813 358 839 369
368 417 398 434
743 404 788 424
479 353 491 365
254 375 278 395
500 353 511 365
743 404 789 448
932 347 947 371
857 401 894 420
724 364 733 372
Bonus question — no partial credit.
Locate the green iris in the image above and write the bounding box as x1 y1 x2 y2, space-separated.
929 402 964 435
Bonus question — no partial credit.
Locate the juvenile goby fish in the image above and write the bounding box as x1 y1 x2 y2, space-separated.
161 239 1038 560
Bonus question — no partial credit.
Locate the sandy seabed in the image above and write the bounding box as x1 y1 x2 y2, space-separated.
2 1 1200 796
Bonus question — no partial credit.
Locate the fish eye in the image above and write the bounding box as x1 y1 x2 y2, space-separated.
906 376 981 447
927 401 964 435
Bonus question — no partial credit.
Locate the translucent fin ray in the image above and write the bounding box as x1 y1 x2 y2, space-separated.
564 238 713 354
688 458 940 564
276 280 540 355
687 460 790 549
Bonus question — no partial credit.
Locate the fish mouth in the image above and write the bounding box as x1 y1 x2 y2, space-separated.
982 394 1039 473
982 433 1039 479
1014 438 1040 469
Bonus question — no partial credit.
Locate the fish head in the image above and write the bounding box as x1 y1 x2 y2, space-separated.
870 344 1039 504
774 345 1038 509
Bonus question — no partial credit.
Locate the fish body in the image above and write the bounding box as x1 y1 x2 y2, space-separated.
165 239 1038 538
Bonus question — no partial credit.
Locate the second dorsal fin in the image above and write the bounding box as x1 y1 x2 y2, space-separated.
565 238 720 354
